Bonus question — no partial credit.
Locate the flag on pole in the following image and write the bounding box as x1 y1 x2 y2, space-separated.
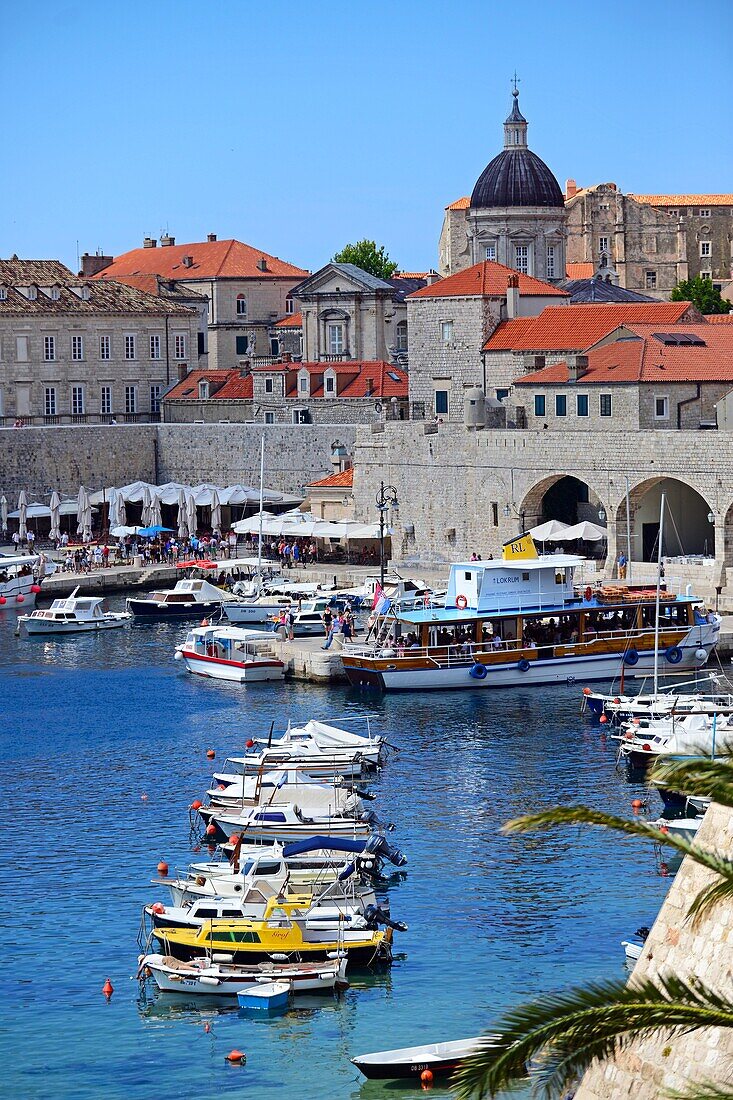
372 583 384 609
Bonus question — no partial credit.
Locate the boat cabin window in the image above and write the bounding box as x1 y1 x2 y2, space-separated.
250 861 283 876
266 908 292 929
229 930 261 943
524 614 580 645
196 908 218 918
642 602 687 628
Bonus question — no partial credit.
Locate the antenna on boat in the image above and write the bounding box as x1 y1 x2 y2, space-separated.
653 492 666 698
267 720 275 749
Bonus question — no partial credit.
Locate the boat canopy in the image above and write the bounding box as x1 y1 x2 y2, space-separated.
188 625 273 642
283 836 371 857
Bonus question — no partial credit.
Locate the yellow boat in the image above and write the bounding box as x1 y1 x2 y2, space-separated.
153 895 393 966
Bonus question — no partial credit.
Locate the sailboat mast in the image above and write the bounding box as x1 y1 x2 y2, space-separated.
653 492 666 697
625 475 632 584
257 435 265 577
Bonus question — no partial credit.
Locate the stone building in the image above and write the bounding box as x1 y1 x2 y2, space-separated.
91 234 308 372
407 261 568 420
630 192 733 288
0 258 198 425
305 467 355 521
439 89 567 283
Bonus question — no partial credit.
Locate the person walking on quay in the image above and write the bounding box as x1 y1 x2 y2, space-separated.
292 541 300 568
322 611 343 650
322 605 333 638
617 551 627 580
102 544 110 568
285 605 295 641
27 529 35 552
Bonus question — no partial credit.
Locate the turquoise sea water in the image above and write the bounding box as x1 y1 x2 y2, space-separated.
1 605 669 1099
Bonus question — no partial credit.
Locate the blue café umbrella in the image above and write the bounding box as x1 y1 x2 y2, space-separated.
138 525 173 537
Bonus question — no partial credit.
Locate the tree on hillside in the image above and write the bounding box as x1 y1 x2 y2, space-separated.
671 276 731 315
332 240 398 280
455 756 733 1099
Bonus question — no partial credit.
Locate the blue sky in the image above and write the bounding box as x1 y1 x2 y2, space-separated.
1 0 731 273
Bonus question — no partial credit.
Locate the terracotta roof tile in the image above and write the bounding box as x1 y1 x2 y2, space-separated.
629 194 733 207
394 271 432 279
164 369 253 401
483 302 696 352
705 313 733 324
0 266 194 316
106 273 208 301
308 468 354 488
256 360 407 399
0 259 74 282
95 239 308 281
445 197 470 210
566 262 595 279
410 260 568 300
274 311 302 327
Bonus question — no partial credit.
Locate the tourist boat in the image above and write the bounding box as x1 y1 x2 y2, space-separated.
152 895 394 964
139 952 348 997
126 577 244 618
351 1036 491 1080
340 534 719 692
17 588 132 635
616 712 733 768
174 624 284 681
0 553 54 607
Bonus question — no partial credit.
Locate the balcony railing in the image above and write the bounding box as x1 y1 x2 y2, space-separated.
320 353 351 362
71 413 88 424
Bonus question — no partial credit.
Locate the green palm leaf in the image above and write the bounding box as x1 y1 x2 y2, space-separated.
454 974 733 1099
649 757 733 809
666 1084 733 1100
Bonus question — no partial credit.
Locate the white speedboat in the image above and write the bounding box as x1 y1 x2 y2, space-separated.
616 711 733 767
223 593 293 625
291 597 335 636
0 553 54 607
18 588 131 635
200 801 374 844
224 719 387 779
175 624 284 682
205 768 361 810
126 577 241 619
140 952 348 997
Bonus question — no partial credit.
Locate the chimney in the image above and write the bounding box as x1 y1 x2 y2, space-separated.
282 352 292 364
239 360 251 378
177 363 189 383
80 252 112 277
565 178 578 199
424 269 441 286
182 255 193 268
506 272 520 319
160 235 175 247
257 257 268 272
365 377 374 396
568 354 589 381
207 233 217 242
143 236 157 248
534 354 546 371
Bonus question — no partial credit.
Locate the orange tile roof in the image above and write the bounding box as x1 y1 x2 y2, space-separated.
630 194 733 207
410 260 568 301
95 239 308 281
445 197 470 210
566 262 595 279
515 322 733 386
308 468 354 488
483 302 696 352
395 272 431 279
274 311 302 327
705 313 733 323
287 361 408 399
164 369 253 401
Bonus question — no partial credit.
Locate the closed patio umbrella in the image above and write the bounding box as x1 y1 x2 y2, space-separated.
141 484 154 527
210 488 222 535
150 490 163 529
176 488 188 539
1 495 7 534
77 486 92 541
186 490 198 536
18 491 27 542
49 491 61 542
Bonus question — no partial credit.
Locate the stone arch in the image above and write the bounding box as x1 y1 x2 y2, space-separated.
520 473 608 531
617 476 715 563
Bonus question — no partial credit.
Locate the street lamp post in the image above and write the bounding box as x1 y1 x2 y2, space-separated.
376 481 399 588
503 503 526 533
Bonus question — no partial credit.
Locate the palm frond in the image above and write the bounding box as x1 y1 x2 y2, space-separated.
687 874 733 927
666 1084 733 1100
454 973 733 1100
650 757 733 809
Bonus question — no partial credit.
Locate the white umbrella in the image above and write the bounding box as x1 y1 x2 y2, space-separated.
0 495 7 533
77 486 92 541
110 524 142 537
150 490 163 529
558 520 607 542
141 485 154 527
108 488 122 529
176 488 188 539
186 491 198 536
210 488 222 534
49 491 61 542
529 519 571 542
18 491 27 542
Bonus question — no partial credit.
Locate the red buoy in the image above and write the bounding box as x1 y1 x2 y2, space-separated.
218 784 226 791
140 792 149 802
631 798 643 811
157 861 169 876
599 714 608 724
190 799 202 810
102 978 114 999
246 739 255 748
151 902 165 914
16 594 24 603
0 596 6 605
659 825 669 834
582 687 592 696
660 862 669 877
225 1049 246 1064
31 584 41 594
421 1068 434 1086
206 749 216 759
642 743 651 752
206 823 217 836
203 1021 211 1033
228 834 240 845
613 697 621 705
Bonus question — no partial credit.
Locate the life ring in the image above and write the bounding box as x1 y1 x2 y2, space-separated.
456 594 468 610
469 662 488 679
665 645 683 665
584 586 592 602
623 648 639 666
517 658 531 672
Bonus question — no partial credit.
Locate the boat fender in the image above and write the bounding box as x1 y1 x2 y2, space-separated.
469 662 488 679
584 586 592 601
665 645 683 665
517 658 531 672
623 649 639 666
695 647 708 662
455 594 468 610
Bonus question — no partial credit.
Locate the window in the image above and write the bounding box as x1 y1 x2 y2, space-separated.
327 323 344 355
150 385 162 413
174 334 186 359
100 386 112 415
264 378 274 394
700 241 711 257
534 394 545 417
150 334 161 360
285 296 294 314
546 245 556 279
599 393 612 417
485 245 497 261
124 334 136 360
514 245 529 274
264 411 275 423
576 393 589 417
236 294 247 317
555 393 567 416
435 390 449 415
71 385 85 415
197 332 205 355
0 287 6 301
325 374 336 394
701 271 712 281
491 502 499 527
299 374 308 392
44 387 57 416
440 320 453 344
654 396 669 419
270 337 279 356
496 388 509 401
71 335 84 361
699 208 711 217
395 319 408 351
44 335 56 361
599 236 609 254
235 335 248 355
51 285 60 301
16 335 29 362
100 335 111 360
645 270 657 289
125 385 137 414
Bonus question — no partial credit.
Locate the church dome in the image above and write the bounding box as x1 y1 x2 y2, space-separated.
470 89 564 209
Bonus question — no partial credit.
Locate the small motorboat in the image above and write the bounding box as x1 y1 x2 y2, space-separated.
615 712 733 768
140 952 348 997
17 588 131 635
621 925 650 964
200 801 375 844
0 553 54 607
126 577 242 618
351 1036 492 1080
224 719 388 779
202 768 363 813
175 624 284 682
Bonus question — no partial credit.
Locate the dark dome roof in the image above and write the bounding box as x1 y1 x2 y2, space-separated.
471 149 564 209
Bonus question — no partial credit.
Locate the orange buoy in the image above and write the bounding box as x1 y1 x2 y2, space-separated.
420 1068 434 1087
582 687 592 696
190 799 203 810
246 739 255 748
201 618 209 627
205 823 217 836
631 799 643 810
16 594 24 603
102 978 114 999
151 902 166 915
140 792 149 802
203 1021 211 1033
228 834 240 845
157 860 169 876
218 784 226 791
599 714 608 724
206 749 216 759
659 825 669 834
225 1049 246 1064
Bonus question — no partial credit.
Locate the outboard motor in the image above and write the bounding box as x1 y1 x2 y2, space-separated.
364 904 408 933
360 809 394 831
365 833 408 867
635 926 651 942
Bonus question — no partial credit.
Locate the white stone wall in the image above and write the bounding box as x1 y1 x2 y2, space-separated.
515 383 641 430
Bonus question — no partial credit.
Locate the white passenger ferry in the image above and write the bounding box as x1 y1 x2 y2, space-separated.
0 554 53 607
340 535 719 692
